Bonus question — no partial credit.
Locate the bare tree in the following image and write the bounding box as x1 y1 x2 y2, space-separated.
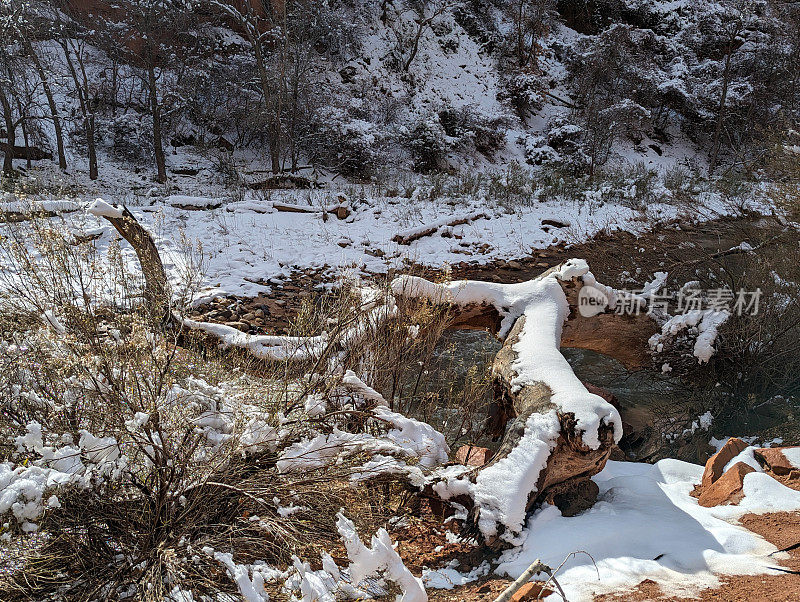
205 0 284 173
21 38 67 170
121 0 194 183
0 81 14 176
43 3 98 179
385 0 453 72
1 1 69 171
707 0 755 175
507 0 555 68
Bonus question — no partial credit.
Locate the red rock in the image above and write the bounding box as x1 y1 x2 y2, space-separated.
754 448 796 476
702 437 749 489
698 462 755 507
455 445 493 467
511 582 555 601
582 381 617 405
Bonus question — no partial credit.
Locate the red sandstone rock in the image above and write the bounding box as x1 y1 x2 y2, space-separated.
582 382 617 405
455 445 493 467
754 447 797 476
511 581 555 601
698 462 755 507
701 437 749 489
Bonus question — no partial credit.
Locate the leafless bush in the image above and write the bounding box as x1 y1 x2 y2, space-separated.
0 215 489 599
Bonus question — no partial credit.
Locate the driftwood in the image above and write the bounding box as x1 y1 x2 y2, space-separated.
392 265 647 544
272 200 351 220
271 201 318 214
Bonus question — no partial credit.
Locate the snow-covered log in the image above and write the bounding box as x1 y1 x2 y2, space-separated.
391 211 489 245
393 260 624 544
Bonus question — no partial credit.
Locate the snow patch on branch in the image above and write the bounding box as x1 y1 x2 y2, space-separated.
471 411 560 539
182 318 326 361
649 309 730 363
87 198 124 219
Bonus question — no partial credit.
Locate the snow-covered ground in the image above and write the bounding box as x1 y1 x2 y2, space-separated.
494 459 800 601
4 185 756 307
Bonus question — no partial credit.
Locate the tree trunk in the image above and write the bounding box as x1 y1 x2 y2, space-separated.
87 115 98 180
0 84 15 176
60 41 98 180
709 50 733 175
472 312 614 542
147 49 167 184
403 19 427 72
248 20 281 173
15 97 31 169
111 60 118 117
24 40 67 170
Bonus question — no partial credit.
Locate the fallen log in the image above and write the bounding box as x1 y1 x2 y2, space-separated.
270 200 351 221
271 201 319 214
392 211 489 245
392 261 623 545
10 145 52 161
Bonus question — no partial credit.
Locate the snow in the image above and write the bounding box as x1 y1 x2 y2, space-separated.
166 195 224 209
336 513 427 602
423 560 489 589
287 555 339 602
698 411 714 430
641 271 668 297
1 422 129 528
472 411 560 540
276 401 448 477
722 447 763 475
204 548 268 602
0 199 80 214
87 198 124 219
28 187 684 305
782 448 800 469
373 405 449 469
341 370 390 406
496 459 800 602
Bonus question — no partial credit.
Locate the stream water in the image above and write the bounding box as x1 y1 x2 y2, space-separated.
425 327 798 457
423 330 702 455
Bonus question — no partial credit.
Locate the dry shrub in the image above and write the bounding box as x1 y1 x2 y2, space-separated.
283 268 494 448
647 218 800 433
0 216 490 600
